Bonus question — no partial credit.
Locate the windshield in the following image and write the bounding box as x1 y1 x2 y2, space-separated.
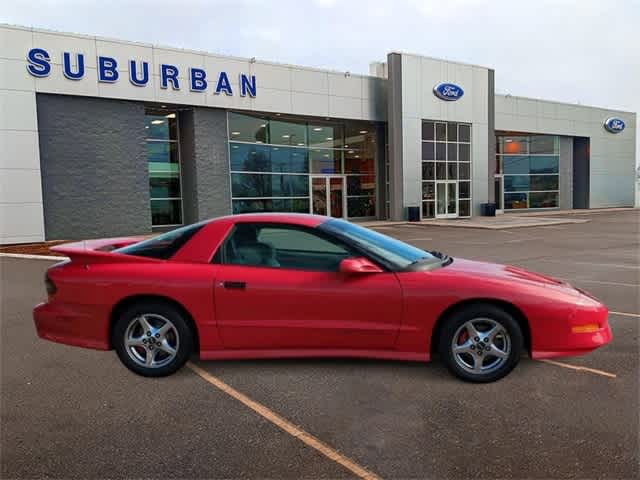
319 219 436 269
115 222 206 259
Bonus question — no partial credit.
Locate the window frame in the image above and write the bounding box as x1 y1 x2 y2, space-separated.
212 222 386 272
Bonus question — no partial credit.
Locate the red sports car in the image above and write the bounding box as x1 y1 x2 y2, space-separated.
33 213 612 382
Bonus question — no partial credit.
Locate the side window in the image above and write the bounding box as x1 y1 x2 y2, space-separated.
220 223 352 272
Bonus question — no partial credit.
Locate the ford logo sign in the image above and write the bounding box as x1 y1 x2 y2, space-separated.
604 117 625 133
433 83 464 101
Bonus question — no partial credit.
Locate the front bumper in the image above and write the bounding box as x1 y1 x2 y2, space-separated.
33 301 110 350
531 301 613 359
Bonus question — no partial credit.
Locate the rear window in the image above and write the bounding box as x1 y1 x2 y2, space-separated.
116 222 206 259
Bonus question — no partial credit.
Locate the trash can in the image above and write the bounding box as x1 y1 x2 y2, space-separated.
480 203 497 217
407 206 420 222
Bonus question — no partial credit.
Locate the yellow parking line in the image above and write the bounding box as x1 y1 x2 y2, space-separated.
539 359 617 378
610 311 640 318
186 362 382 480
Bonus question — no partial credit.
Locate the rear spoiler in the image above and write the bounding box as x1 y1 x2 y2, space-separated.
50 237 161 264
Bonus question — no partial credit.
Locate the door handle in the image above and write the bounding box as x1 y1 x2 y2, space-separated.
221 281 246 290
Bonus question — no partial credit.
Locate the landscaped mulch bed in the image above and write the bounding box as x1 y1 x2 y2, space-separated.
0 241 71 257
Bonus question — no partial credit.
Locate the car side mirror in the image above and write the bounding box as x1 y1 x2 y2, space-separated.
339 257 383 274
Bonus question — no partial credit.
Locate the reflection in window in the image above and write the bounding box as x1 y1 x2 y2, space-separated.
146 109 182 227
228 112 377 218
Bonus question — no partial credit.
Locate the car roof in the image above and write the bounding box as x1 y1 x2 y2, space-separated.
209 213 330 228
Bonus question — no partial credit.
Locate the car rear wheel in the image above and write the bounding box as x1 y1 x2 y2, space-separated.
438 304 523 383
112 301 193 377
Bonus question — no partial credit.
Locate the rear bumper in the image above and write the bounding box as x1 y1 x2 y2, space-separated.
531 304 613 359
33 301 110 350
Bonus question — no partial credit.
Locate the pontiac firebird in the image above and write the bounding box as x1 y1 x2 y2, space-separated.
33 213 612 382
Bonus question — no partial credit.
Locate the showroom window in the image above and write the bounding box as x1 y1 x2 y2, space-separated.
496 135 559 210
228 112 377 219
145 109 183 227
421 121 472 218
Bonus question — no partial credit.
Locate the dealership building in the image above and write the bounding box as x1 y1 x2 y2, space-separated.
0 24 637 244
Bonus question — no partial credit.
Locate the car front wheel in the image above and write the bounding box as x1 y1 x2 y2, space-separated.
112 301 193 377
439 304 523 382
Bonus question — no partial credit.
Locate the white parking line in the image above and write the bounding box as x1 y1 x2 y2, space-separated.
539 359 617 378
610 311 640 318
187 362 381 480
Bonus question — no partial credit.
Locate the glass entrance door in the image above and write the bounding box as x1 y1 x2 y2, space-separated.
435 181 458 218
310 176 346 218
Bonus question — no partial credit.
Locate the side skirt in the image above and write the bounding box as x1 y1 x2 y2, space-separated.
199 348 430 362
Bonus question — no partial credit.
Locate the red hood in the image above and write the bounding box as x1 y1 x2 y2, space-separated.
442 257 577 292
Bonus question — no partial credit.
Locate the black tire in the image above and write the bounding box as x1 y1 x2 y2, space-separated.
438 304 523 383
112 300 194 377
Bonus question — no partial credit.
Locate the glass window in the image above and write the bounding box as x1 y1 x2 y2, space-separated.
447 163 457 180
447 123 458 142
231 173 309 198
228 112 269 143
309 124 343 148
346 175 376 196
117 221 206 259
145 113 177 140
436 142 446 160
344 124 371 151
529 192 559 208
459 143 470 161
146 110 182 227
150 199 182 226
504 175 530 192
422 162 435 180
344 152 374 174
229 143 271 172
422 141 435 160
422 122 434 141
459 163 470 180
447 143 457 161
270 120 307 146
422 201 435 218
530 135 559 154
458 124 471 143
503 156 529 175
530 175 559 191
347 197 376 218
435 123 447 141
459 199 471 217
459 181 471 199
504 193 528 209
436 162 446 180
310 149 340 174
270 146 309 173
220 224 351 271
422 181 435 201
232 198 310 214
498 136 528 154
530 155 559 174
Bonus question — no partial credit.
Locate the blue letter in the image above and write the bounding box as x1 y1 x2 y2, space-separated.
190 68 207 92
240 74 256 97
160 64 180 90
129 60 149 86
62 52 85 80
98 56 119 82
215 71 233 95
26 48 51 77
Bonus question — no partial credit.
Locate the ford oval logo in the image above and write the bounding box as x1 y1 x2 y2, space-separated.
433 83 464 101
604 117 625 133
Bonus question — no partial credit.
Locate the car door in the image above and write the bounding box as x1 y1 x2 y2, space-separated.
213 222 403 351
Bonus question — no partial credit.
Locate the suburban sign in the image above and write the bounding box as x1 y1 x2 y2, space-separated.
603 117 625 134
25 47 257 97
433 82 464 101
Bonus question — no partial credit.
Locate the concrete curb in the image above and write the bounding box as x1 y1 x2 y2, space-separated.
0 253 68 261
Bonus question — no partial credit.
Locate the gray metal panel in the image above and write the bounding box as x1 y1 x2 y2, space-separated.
487 69 496 203
36 93 150 240
559 137 573 209
191 107 231 219
573 137 590 209
387 53 404 221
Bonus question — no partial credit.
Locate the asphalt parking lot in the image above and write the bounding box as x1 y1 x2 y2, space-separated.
1 210 638 479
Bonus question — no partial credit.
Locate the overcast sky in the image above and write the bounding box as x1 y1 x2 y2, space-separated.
3 0 639 162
